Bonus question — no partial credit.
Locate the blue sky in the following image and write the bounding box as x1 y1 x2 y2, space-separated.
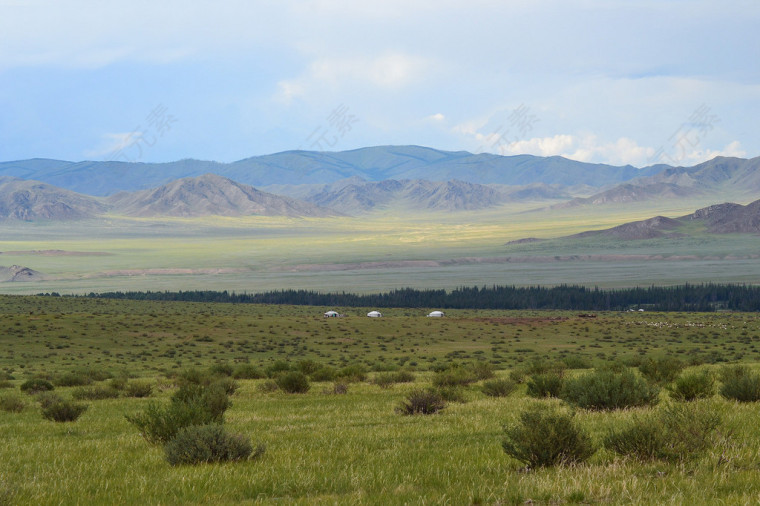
1 0 757 167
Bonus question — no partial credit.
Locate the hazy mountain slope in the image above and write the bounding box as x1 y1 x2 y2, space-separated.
0 265 44 282
0 176 107 221
107 174 341 218
0 146 664 195
568 216 684 240
559 156 760 208
304 179 508 213
686 200 760 233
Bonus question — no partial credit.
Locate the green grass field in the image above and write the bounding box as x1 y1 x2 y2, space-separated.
2 199 760 295
2 296 760 504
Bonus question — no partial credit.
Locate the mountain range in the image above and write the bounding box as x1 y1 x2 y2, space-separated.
0 146 662 196
0 147 759 220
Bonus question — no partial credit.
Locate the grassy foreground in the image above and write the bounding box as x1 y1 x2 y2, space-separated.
1 296 760 504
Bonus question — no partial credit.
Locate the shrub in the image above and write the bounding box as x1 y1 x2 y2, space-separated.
719 365 760 402
208 363 234 377
561 355 592 370
20 379 54 394
213 377 239 396
481 378 517 397
668 370 715 401
310 366 337 382
396 389 446 415
72 385 120 400
108 377 128 391
372 371 415 388
471 361 495 380
432 367 477 388
256 380 279 393
275 372 310 394
295 360 320 376
265 360 291 378
177 368 214 387
526 372 564 398
165 424 264 466
36 392 63 409
42 400 88 422
560 367 660 410
502 404 596 468
0 394 24 413
232 364 265 380
126 384 230 445
337 364 367 383
0 380 14 389
124 381 153 398
639 357 685 385
604 402 722 462
331 381 348 395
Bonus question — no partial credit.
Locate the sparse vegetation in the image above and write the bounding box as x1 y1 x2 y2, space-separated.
396 389 446 415
560 366 660 410
164 424 264 466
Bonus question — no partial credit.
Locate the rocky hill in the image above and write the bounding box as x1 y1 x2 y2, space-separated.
106 174 341 218
0 176 106 221
0 265 44 282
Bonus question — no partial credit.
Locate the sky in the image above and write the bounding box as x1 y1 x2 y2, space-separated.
0 0 758 168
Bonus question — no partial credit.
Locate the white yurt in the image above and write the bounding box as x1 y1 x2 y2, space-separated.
427 311 445 317
323 310 339 317
367 311 382 318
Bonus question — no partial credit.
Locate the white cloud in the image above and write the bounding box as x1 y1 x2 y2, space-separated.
428 113 445 122
83 132 143 159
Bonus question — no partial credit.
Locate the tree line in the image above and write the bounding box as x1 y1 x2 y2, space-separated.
65 283 760 311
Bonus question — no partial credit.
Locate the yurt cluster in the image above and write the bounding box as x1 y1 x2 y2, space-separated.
323 310 445 318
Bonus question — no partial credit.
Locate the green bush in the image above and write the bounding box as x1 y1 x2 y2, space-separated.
432 367 477 388
471 361 495 381
41 400 88 422
275 372 310 393
336 364 367 383
435 386 467 403
213 377 239 396
0 380 13 389
481 378 517 397
36 392 63 409
20 379 54 394
526 372 564 398
53 372 92 387
208 363 234 377
265 360 291 378
126 384 230 444
330 381 348 395
372 371 415 388
396 389 446 415
639 357 685 385
295 360 320 376
177 368 214 387
604 402 722 461
256 380 279 393
719 365 760 402
108 377 128 391
668 370 714 401
124 380 153 398
502 404 596 468
72 385 120 400
310 366 337 382
165 424 264 466
232 364 265 380
0 394 25 413
560 367 660 410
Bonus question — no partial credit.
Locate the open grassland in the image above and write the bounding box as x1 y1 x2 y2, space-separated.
2 296 760 504
3 198 760 294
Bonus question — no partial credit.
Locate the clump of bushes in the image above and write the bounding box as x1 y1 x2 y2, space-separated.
396 389 446 415
510 359 567 384
124 380 153 398
502 404 595 468
20 379 54 394
0 380 14 389
164 424 264 466
560 367 660 410
372 371 415 389
256 380 279 393
0 394 25 413
432 366 477 388
481 378 517 398
337 364 368 383
526 372 564 398
232 364 265 380
639 357 685 385
275 371 310 393
41 399 88 422
72 385 120 400
668 370 714 401
719 365 760 402
126 383 230 444
310 366 337 382
604 402 722 462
